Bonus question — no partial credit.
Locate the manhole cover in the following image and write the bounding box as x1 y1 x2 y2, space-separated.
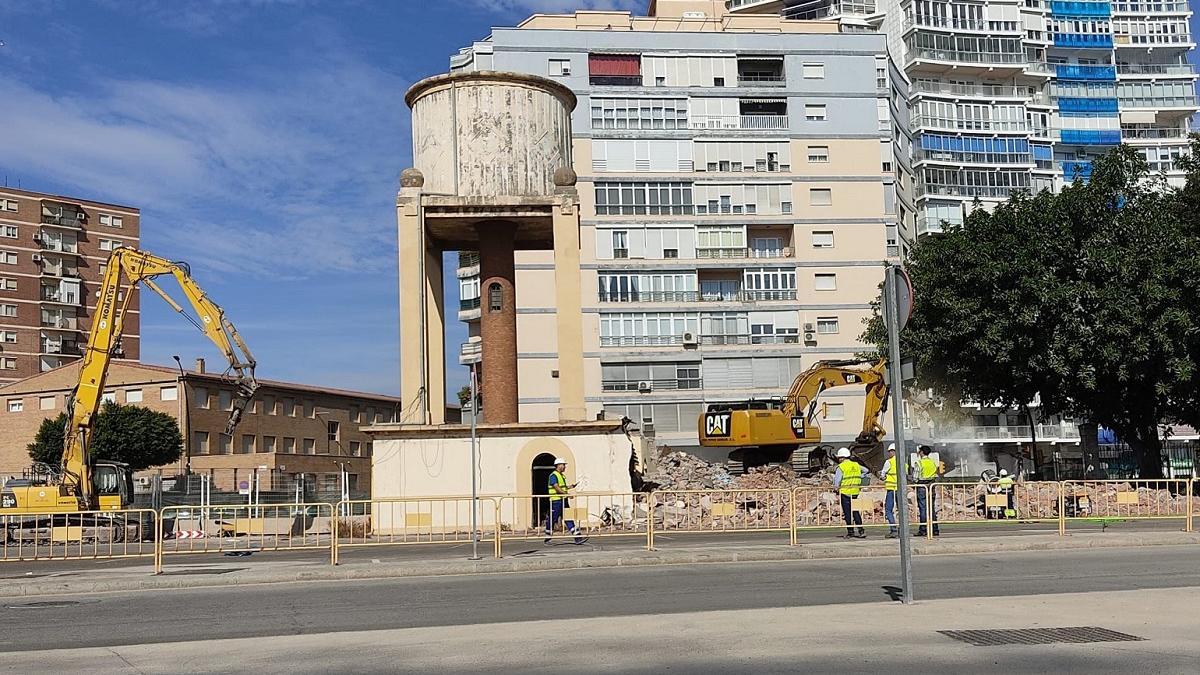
6 600 82 609
940 627 1144 647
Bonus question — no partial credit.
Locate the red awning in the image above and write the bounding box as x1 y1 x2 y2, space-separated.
589 54 641 76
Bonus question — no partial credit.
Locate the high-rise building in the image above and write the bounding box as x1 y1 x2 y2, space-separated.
0 188 141 384
740 0 1197 234
450 2 898 456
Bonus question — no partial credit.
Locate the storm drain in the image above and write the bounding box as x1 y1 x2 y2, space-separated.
939 627 1144 647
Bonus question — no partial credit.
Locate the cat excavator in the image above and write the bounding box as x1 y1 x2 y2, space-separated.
698 359 889 473
0 247 257 519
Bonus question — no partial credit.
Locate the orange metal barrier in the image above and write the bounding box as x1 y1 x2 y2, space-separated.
334 497 499 562
2 508 157 563
496 493 647 556
156 502 334 573
1060 480 1191 532
648 489 793 549
792 485 925 535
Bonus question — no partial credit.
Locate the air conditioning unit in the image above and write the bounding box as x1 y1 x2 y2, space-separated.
561 63 572 75
31 254 41 262
32 233 42 242
803 322 815 332
638 380 653 393
804 331 817 343
682 331 698 346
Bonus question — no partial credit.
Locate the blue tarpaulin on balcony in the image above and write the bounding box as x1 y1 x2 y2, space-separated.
1058 97 1119 113
1049 1 1112 17
1060 129 1122 145
1055 64 1117 81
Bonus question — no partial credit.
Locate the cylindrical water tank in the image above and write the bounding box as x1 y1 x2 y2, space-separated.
406 71 576 198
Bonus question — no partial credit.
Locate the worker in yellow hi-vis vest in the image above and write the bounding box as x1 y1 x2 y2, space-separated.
545 458 587 545
834 447 867 539
880 444 900 539
915 445 940 537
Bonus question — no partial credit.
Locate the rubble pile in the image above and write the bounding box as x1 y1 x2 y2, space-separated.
645 451 833 492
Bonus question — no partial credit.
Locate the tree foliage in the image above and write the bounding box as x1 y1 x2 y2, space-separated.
865 143 1200 478
26 402 184 472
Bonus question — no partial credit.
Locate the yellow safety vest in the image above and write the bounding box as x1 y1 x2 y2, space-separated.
548 470 569 502
918 457 938 481
997 476 1014 490
883 456 897 491
837 460 863 496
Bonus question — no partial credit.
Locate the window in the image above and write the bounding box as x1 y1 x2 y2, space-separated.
0 304 16 317
193 431 209 455
488 282 502 312
219 435 232 454
284 399 296 417
547 58 571 76
282 437 296 454
327 420 340 444
305 400 315 418
590 97 688 130
809 188 832 206
98 214 123 228
612 231 629 259
240 434 255 454
98 239 123 252
815 273 837 291
804 104 827 121
160 386 178 401
594 181 694 216
364 441 373 457
302 438 316 455
802 63 825 79
1 252 16 265
219 390 233 411
0 331 15 342
816 317 840 334
125 389 143 403
195 387 209 409
713 76 725 87
2 199 16 212
39 396 55 410
101 392 117 404
588 53 641 86
812 231 835 248
1 225 16 238
0 357 15 370
823 402 845 421
0 278 15 290
664 248 678 258
351 407 362 424
263 395 276 415
7 399 22 413
350 441 362 457
807 146 829 163
262 436 276 453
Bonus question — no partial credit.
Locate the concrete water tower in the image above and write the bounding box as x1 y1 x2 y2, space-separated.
398 71 584 426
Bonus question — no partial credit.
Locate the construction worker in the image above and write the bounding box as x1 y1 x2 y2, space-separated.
545 458 587 545
997 469 1016 519
915 446 940 537
880 444 899 539
834 447 866 539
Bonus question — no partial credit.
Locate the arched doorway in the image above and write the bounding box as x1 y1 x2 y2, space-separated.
531 453 557 528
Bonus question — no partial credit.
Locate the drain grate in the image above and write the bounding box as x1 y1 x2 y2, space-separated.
940 627 1144 647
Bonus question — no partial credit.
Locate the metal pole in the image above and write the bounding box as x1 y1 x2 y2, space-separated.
469 362 482 561
885 265 915 604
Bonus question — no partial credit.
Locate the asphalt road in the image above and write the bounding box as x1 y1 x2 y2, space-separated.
1 545 1199 652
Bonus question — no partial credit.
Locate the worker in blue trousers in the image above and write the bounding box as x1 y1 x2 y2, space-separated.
545 457 587 545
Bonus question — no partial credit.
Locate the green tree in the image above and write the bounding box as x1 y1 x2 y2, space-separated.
26 402 184 472
866 144 1200 478
456 385 471 407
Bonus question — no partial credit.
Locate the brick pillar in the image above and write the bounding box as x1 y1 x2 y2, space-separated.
477 221 519 424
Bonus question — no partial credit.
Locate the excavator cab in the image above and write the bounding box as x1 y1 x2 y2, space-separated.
93 462 133 511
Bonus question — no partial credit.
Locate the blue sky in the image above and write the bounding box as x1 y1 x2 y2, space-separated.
0 0 638 403
0 1 1195 404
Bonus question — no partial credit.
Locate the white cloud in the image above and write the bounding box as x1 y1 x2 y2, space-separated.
0 54 411 277
463 0 645 13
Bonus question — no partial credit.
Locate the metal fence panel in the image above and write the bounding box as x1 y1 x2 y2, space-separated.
793 486 925 531
496 493 648 555
334 497 498 562
2 509 157 563
649 489 793 548
156 502 334 572
1060 480 1191 529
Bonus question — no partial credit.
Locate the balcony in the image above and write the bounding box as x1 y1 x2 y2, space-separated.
1059 129 1122 145
39 266 80 279
40 289 80 305
905 17 1020 34
1112 1 1190 13
932 423 1081 441
1058 97 1119 113
916 183 1029 199
457 251 479 279
40 316 78 330
906 47 1027 75
782 0 876 19
600 335 684 347
599 290 700 303
917 214 964 236
1052 33 1115 49
1055 64 1117 81
36 235 79 254
913 148 1034 166
742 290 797 301
696 246 795 260
458 339 481 366
690 115 788 131
737 59 785 87
602 377 702 392
458 296 480 321
1049 1 1112 16
1119 94 1200 109
1116 63 1196 77
1120 126 1189 140
910 116 1029 133
1063 161 1094 179
910 81 1030 99
39 212 84 229
40 342 80 356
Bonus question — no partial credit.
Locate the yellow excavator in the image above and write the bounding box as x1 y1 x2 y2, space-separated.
1 248 257 517
698 359 889 473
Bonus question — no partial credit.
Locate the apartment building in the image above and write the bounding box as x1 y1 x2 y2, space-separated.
0 360 397 489
450 1 897 454
0 187 141 384
739 0 1197 233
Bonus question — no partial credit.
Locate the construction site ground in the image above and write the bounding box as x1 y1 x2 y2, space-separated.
4 520 1198 597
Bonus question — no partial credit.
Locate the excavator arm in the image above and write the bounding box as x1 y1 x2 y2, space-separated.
61 247 258 509
781 359 890 446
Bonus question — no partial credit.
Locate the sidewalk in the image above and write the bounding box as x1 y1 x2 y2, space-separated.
3 529 1198 597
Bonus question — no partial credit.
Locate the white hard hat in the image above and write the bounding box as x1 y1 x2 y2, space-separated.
887 443 896 452
836 447 851 459
999 469 1008 476
554 457 568 465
